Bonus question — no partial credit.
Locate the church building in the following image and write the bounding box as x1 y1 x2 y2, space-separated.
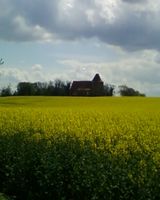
70 74 104 96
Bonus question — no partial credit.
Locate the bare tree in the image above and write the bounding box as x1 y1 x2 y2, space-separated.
0 58 4 65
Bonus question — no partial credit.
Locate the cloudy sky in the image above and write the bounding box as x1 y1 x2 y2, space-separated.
0 0 160 96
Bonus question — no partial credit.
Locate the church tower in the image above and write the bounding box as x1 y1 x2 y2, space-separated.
92 74 104 96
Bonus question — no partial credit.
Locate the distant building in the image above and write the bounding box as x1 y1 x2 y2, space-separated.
70 74 104 96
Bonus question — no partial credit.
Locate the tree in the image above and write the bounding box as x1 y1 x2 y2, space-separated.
118 85 145 96
46 81 54 95
16 80 71 96
104 84 115 96
0 58 4 65
64 81 71 96
17 82 34 96
1 85 12 96
54 79 68 96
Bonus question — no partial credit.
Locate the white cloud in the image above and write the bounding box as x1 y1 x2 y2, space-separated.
0 0 160 96
1 0 160 50
95 0 120 24
60 49 160 96
0 48 160 96
12 15 54 42
0 64 69 87
32 64 43 71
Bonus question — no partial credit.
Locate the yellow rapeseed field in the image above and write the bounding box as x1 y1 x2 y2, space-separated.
0 96 160 200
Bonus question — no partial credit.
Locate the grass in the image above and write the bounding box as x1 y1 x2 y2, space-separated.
0 96 160 200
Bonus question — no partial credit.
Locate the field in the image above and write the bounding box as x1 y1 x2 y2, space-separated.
0 97 160 200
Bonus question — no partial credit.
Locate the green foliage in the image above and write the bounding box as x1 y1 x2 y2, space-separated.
1 86 12 97
0 193 9 200
0 97 160 199
104 84 115 96
16 80 71 96
119 85 145 96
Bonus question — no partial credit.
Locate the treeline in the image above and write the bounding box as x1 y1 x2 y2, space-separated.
16 80 71 96
0 80 145 97
118 85 145 97
0 80 71 97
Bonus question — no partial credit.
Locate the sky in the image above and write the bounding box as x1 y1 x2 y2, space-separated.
0 0 160 96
